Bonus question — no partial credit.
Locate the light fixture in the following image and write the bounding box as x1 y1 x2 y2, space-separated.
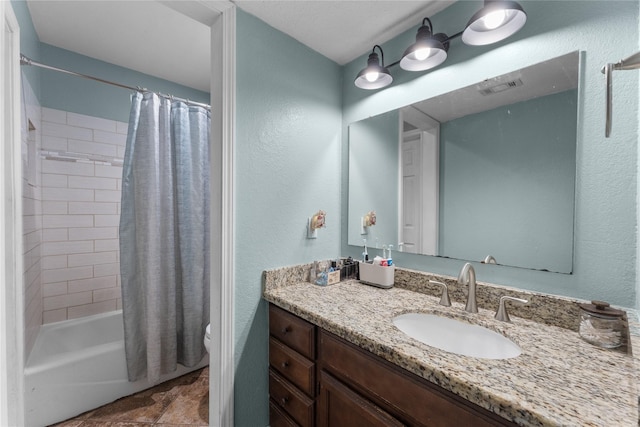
400 18 449 71
354 45 393 90
354 1 527 90
462 0 527 46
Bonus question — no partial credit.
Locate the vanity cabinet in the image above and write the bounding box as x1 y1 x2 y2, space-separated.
318 330 516 427
269 304 317 427
269 303 517 427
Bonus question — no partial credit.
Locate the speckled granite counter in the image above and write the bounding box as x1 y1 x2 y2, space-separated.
263 264 639 427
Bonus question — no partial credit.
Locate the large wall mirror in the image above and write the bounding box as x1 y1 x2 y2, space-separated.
348 51 579 273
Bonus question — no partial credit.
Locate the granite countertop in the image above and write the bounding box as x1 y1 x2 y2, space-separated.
263 267 639 427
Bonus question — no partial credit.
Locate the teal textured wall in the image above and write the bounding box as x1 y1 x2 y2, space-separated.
234 9 342 426
341 0 639 307
11 0 40 95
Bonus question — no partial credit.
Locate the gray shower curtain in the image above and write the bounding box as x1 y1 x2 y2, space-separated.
120 92 210 383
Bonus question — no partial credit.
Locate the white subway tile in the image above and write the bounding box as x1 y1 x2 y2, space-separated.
95 164 123 178
43 281 68 297
95 239 119 252
95 190 121 202
42 108 67 124
42 121 93 141
94 215 120 227
23 196 36 215
24 262 41 292
42 201 68 215
42 159 94 176
68 176 116 190
41 240 94 256
24 245 42 271
68 276 117 293
67 300 117 319
93 287 121 302
68 227 117 241
94 262 120 277
117 146 127 158
68 139 117 158
25 301 42 340
42 266 93 284
116 298 122 310
42 228 68 242
68 202 117 215
41 135 68 151
22 215 39 234
43 308 68 324
67 112 116 133
41 174 68 188
22 182 36 199
94 130 126 146
42 255 67 269
43 215 93 228
68 251 117 267
43 291 92 311
116 122 129 135
42 187 94 202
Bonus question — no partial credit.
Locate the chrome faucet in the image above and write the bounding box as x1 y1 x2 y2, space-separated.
457 263 478 313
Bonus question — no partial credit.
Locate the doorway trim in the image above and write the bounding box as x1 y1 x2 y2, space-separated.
207 1 236 425
1 1 26 425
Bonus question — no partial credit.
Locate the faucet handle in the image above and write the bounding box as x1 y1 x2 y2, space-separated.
495 295 528 322
429 280 451 307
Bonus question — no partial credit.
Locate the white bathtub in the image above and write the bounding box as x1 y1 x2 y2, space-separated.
24 310 208 427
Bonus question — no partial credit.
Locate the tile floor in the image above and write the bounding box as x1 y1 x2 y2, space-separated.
50 367 209 427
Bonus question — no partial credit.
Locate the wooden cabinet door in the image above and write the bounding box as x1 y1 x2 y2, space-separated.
317 370 404 427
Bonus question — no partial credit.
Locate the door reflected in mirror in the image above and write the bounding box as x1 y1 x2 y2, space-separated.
348 51 579 273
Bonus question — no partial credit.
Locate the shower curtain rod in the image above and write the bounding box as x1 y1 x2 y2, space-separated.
20 54 211 110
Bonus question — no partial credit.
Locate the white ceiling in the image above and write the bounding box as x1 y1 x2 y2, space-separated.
26 0 455 93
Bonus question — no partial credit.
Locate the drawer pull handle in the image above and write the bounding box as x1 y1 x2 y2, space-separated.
280 396 289 406
281 326 290 334
281 361 289 368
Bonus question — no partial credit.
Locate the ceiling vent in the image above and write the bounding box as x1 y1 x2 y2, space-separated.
478 78 524 96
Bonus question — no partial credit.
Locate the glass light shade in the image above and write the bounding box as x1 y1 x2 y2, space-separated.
354 52 393 90
462 1 527 46
400 38 448 71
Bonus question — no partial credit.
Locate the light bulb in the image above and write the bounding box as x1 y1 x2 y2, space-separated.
414 48 431 61
482 10 507 30
365 71 379 82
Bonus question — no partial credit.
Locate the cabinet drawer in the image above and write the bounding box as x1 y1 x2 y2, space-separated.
319 330 515 427
318 370 404 427
270 337 315 397
269 400 298 427
270 369 314 427
270 304 316 359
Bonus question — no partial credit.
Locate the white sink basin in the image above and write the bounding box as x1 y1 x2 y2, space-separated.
393 313 521 359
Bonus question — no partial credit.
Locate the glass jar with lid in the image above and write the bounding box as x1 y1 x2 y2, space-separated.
578 300 625 349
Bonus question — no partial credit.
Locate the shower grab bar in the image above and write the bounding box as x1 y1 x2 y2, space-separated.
602 51 640 138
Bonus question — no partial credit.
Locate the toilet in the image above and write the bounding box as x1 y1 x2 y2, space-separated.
204 323 211 353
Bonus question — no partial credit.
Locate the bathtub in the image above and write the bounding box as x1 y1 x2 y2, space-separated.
24 310 208 427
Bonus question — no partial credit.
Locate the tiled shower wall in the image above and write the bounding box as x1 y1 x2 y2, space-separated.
22 75 43 358
40 107 128 323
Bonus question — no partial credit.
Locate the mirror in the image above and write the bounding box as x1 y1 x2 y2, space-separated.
348 52 579 273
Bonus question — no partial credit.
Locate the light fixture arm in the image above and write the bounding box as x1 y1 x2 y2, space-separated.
372 45 385 66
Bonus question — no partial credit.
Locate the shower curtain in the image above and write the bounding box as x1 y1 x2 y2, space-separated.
120 92 210 383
